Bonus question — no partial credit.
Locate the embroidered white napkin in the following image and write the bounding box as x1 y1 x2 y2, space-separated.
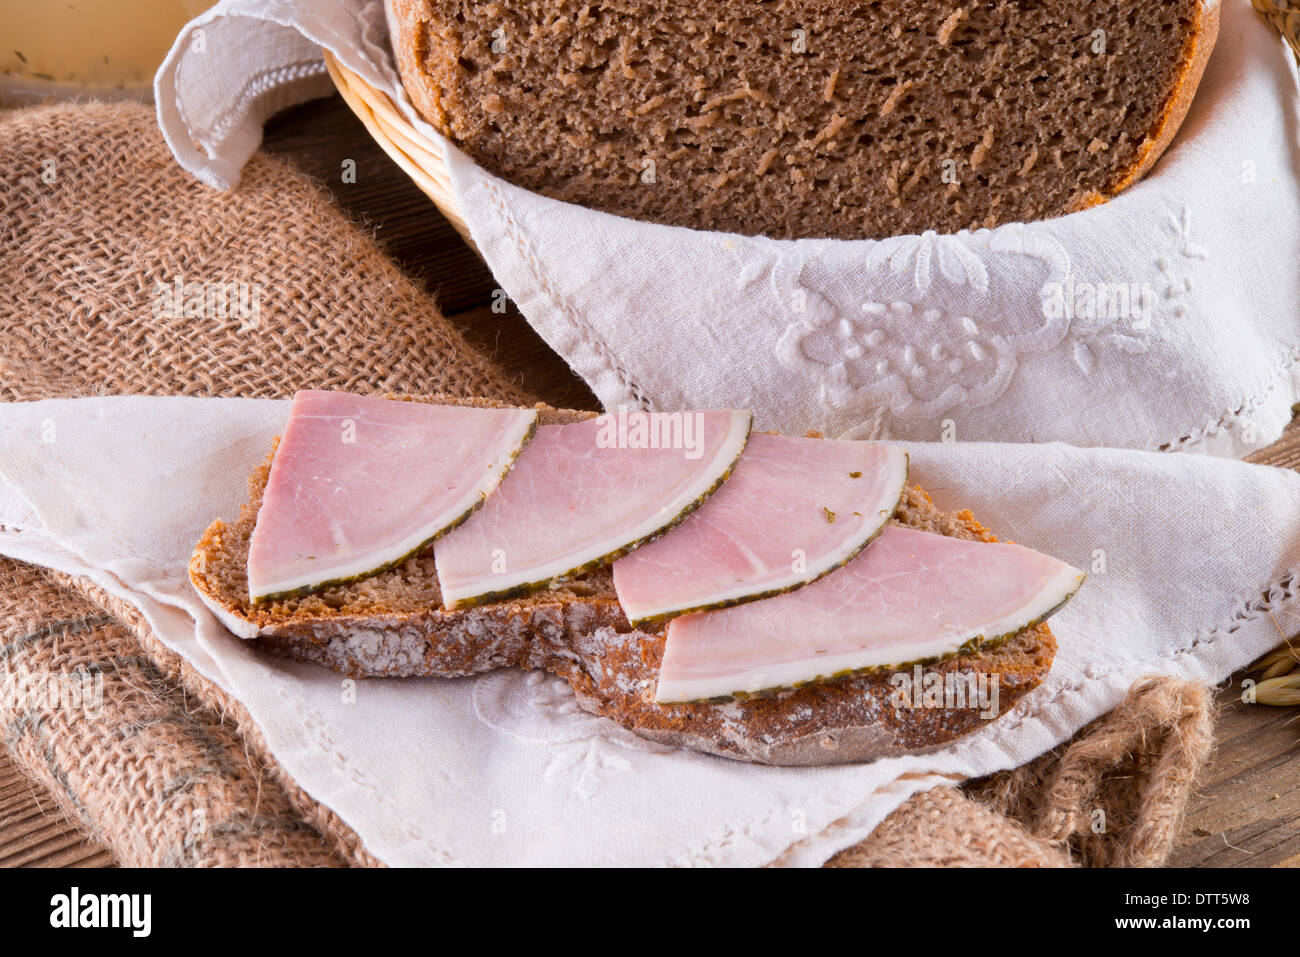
156 0 1300 458
1 396 1296 866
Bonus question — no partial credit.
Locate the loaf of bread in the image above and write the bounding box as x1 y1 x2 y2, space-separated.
387 0 1219 240
190 401 1057 766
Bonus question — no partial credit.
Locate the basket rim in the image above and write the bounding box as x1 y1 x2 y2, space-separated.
323 49 477 252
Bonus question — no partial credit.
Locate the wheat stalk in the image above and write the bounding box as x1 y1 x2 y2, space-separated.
1252 675 1300 706
1248 621 1300 705
1254 0 1300 62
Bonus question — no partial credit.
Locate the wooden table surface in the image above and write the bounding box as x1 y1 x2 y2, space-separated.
2 94 1297 867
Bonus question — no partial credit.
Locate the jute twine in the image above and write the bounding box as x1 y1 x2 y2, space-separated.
0 102 1216 867
833 678 1214 868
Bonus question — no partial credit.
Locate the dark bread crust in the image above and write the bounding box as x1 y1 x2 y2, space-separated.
252 564 1055 766
191 397 1058 764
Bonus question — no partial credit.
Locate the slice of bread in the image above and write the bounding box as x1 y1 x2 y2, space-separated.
387 0 1219 240
190 396 1057 765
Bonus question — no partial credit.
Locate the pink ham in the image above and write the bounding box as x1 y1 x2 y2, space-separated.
434 410 753 608
612 434 909 625
656 525 1084 703
247 391 537 602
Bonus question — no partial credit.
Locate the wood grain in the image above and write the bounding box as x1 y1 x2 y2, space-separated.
2 93 1296 867
0 763 114 867
1168 680 1300 867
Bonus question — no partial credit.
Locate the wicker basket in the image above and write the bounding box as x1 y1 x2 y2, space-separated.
323 49 477 254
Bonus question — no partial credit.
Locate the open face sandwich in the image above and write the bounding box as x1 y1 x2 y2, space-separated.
191 391 1083 765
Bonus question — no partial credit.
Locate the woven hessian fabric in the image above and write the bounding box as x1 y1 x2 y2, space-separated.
0 102 1215 867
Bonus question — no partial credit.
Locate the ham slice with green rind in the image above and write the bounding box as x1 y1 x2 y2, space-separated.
612 434 909 625
435 410 753 609
247 392 537 603
656 526 1084 704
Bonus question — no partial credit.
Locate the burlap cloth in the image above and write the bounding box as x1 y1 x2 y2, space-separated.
0 102 1216 867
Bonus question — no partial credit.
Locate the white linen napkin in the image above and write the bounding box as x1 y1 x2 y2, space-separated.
1 396 1296 866
156 0 1300 458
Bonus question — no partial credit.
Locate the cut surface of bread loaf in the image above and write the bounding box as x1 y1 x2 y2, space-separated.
190 396 1058 765
387 0 1219 240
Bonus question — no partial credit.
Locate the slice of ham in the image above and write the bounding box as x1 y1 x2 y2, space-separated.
612 434 909 625
247 391 537 603
435 410 753 608
656 525 1084 704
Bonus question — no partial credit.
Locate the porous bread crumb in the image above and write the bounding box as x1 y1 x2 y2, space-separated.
823 67 839 103
387 0 1218 240
937 8 968 46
